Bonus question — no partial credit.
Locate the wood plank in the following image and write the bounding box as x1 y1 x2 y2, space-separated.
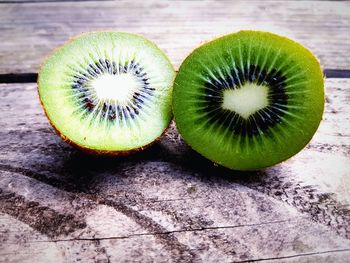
0 0 349 75
0 0 334 2
0 0 112 3
0 79 349 261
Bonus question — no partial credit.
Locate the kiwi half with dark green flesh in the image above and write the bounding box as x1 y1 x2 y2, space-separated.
173 31 324 170
38 32 175 155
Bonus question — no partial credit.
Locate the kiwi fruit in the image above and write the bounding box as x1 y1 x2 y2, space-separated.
173 30 324 170
38 32 175 155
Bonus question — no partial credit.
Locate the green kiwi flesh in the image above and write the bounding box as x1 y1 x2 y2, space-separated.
173 31 324 170
38 32 175 154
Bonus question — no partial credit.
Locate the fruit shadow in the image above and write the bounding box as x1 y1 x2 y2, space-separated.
173 145 269 186
57 140 175 192
59 139 268 193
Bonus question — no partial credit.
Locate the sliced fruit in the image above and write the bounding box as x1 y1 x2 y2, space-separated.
173 30 324 170
38 31 175 155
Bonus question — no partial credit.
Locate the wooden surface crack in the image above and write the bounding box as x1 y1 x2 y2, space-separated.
236 248 350 262
23 219 291 244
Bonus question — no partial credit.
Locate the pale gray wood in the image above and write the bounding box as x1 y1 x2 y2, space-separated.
0 0 336 2
0 79 349 262
0 0 112 3
0 0 349 75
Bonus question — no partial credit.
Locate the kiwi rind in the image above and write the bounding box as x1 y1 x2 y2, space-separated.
173 30 324 171
38 31 175 155
40 104 169 156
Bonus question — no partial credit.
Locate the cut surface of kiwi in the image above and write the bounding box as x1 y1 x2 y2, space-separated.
173 31 324 170
38 32 175 154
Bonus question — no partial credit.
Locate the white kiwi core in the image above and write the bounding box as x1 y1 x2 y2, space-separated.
222 82 269 119
90 73 142 105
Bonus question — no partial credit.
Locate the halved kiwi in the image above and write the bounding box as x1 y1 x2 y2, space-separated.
173 30 324 170
38 32 175 155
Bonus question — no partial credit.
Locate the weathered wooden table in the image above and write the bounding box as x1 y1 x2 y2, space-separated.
1 1 350 262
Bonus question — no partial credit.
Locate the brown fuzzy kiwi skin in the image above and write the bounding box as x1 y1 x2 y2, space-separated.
37 30 174 156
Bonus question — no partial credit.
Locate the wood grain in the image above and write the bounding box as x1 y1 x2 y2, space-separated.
0 79 349 262
0 0 349 75
0 0 112 3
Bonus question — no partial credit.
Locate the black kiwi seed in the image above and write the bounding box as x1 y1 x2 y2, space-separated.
112 61 118 75
71 59 153 122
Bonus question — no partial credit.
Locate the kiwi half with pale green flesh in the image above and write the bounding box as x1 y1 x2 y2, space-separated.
38 32 175 155
173 31 324 170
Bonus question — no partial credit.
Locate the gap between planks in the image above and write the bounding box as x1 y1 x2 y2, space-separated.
0 69 350 84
